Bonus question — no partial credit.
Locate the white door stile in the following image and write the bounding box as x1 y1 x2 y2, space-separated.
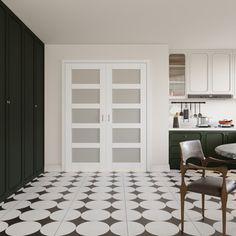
65 64 72 171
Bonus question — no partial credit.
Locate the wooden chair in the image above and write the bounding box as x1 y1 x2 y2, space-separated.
179 140 236 236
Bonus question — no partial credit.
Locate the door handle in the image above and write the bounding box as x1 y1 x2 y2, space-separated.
6 100 10 104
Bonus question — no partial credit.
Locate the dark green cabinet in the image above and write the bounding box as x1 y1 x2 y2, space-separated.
0 1 44 203
34 39 44 174
169 131 236 169
7 14 22 191
23 29 34 180
204 132 225 157
0 4 6 199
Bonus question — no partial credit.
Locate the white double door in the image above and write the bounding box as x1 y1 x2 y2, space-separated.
64 62 146 171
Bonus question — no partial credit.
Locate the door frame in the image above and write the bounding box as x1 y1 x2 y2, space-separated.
62 60 149 172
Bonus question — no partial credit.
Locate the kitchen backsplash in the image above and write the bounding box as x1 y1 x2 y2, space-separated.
169 99 236 128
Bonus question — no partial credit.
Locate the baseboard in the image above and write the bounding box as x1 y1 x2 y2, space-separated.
149 165 170 172
45 165 62 172
45 164 170 172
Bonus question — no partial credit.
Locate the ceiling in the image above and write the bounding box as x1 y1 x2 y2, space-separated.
2 0 236 48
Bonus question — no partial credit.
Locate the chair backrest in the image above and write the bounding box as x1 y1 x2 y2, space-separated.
180 140 205 163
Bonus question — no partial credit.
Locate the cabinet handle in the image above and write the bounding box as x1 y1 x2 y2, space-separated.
34 105 38 108
101 115 104 122
108 114 110 122
6 100 10 104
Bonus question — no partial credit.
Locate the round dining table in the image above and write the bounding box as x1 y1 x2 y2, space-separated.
215 143 236 159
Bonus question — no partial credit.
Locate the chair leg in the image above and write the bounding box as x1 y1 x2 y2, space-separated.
181 190 186 232
201 194 205 219
221 196 227 236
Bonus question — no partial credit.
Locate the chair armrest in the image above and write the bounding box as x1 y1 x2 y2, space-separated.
187 163 228 176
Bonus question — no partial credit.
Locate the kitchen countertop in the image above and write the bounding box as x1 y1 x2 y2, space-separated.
169 127 236 131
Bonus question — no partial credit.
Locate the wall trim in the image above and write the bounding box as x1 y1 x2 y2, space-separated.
149 165 170 172
45 165 62 172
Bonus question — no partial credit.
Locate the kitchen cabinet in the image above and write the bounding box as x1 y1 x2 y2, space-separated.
169 131 236 169
169 54 186 98
7 13 23 191
0 1 44 203
23 28 34 180
187 51 233 95
0 4 6 199
188 53 209 94
34 39 44 174
212 53 232 93
169 50 234 98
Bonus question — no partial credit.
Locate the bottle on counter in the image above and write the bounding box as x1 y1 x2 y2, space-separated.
173 112 180 128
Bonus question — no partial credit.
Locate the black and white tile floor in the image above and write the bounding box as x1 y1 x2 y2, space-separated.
0 170 236 236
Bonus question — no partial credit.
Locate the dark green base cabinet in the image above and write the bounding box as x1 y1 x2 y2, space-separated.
0 1 44 203
169 131 236 169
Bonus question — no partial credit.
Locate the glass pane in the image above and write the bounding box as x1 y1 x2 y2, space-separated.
72 69 100 84
113 128 140 143
72 128 100 143
112 69 140 84
72 148 100 162
113 148 140 163
169 67 185 82
113 109 140 123
169 83 185 97
113 89 140 104
169 54 185 65
72 89 100 104
72 109 100 123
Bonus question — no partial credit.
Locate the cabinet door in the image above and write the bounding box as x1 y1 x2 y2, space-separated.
225 132 236 144
7 15 22 190
188 53 209 93
205 132 225 157
34 39 44 173
212 53 232 94
0 5 6 198
23 29 34 180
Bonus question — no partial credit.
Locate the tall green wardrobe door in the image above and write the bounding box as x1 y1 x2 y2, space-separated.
23 29 34 180
34 39 44 174
7 14 22 191
0 5 6 198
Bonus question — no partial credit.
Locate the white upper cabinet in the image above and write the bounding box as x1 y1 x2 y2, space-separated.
188 53 209 94
186 50 233 95
212 53 231 93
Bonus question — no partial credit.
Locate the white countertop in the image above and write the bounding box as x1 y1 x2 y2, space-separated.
169 127 236 131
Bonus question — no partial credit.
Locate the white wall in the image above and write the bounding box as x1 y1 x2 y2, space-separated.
45 44 169 171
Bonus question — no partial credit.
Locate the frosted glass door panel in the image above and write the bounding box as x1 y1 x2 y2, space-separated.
113 148 140 163
113 109 140 123
72 69 100 84
72 109 100 123
112 69 140 84
72 148 100 162
113 89 140 103
72 128 100 143
72 89 100 103
113 128 140 143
